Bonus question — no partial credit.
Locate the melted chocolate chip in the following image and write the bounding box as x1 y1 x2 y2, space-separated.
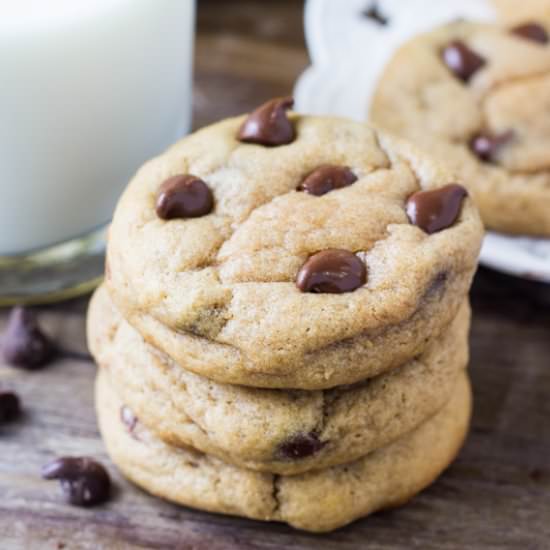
42 457 111 507
406 184 468 234
2 307 56 369
0 390 20 423
362 2 389 26
442 40 486 82
237 97 295 146
278 433 326 460
296 249 367 294
511 22 549 44
120 405 137 433
470 131 513 162
297 165 358 196
156 175 214 220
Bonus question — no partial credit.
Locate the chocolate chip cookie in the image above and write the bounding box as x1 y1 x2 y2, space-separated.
96 368 472 532
105 100 482 389
88 285 470 475
371 20 550 236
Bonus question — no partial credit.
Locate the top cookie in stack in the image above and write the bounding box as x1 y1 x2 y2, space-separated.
370 19 550 236
104 98 482 390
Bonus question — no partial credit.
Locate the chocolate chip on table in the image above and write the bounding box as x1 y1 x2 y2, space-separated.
0 390 20 423
361 2 389 26
511 22 549 44
441 40 486 82
296 249 367 294
297 165 358 196
469 131 514 162
156 175 214 220
2 307 56 369
42 457 111 507
278 433 326 460
406 184 468 234
237 97 295 146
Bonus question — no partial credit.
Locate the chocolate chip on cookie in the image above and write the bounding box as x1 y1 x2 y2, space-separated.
406 184 468 234
511 23 549 44
441 41 486 82
469 131 514 162
2 307 56 369
296 249 367 294
278 433 326 460
297 165 358 196
42 457 111 507
237 97 295 146
156 175 214 220
0 390 20 423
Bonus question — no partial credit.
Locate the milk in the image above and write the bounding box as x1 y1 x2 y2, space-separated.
0 0 195 255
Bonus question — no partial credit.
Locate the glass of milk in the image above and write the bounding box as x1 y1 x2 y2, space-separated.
0 0 195 304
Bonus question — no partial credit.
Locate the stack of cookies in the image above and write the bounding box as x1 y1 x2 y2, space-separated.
87 99 483 532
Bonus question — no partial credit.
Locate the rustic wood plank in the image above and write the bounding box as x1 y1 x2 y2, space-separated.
1 1 549 548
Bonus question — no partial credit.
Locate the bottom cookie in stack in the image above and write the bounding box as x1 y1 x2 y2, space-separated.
96 370 471 533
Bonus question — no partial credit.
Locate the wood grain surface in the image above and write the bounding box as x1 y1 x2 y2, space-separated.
1 1 549 548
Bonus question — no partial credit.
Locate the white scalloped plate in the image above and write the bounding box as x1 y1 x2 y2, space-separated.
294 0 550 283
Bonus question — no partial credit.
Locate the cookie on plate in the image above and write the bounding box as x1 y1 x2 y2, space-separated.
88 285 470 475
96 368 472 533
371 20 550 236
105 100 482 389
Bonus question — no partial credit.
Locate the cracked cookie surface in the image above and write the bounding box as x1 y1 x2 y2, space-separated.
371 20 550 236
106 111 482 389
88 285 470 474
96 368 471 533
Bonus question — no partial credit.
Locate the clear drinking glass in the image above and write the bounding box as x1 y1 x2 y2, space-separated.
0 0 196 304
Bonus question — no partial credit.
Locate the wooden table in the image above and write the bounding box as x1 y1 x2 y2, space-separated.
1 2 549 548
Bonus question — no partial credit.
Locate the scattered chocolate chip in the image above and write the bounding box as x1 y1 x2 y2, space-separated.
237 97 295 146
469 131 514 162
442 40 486 82
529 468 546 483
0 390 20 423
296 249 367 294
42 457 111 507
297 165 358 196
2 307 56 369
361 2 389 26
406 184 468 234
511 22 549 44
156 175 214 220
278 433 326 460
120 405 137 433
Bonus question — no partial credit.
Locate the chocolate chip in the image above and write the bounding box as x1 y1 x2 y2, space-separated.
442 41 486 82
296 249 367 294
511 22 549 44
361 2 389 26
120 405 137 433
278 433 326 460
469 131 514 162
0 391 20 423
406 184 468 234
42 457 111 507
156 175 214 220
2 307 56 369
297 165 358 196
237 97 295 146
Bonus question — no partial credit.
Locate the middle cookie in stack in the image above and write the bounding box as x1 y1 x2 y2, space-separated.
90 100 483 532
